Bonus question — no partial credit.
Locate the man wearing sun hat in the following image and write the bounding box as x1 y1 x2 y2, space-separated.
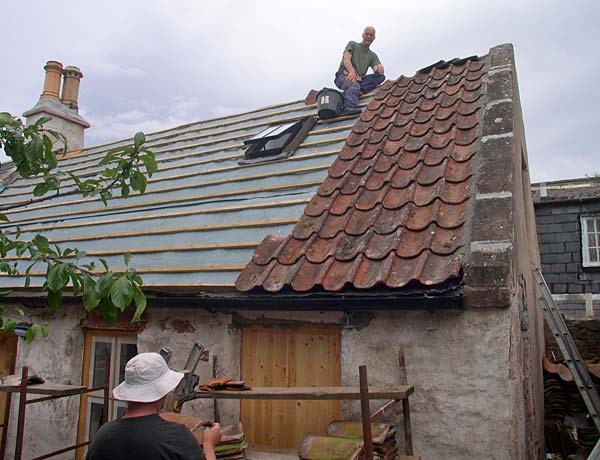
86 352 222 460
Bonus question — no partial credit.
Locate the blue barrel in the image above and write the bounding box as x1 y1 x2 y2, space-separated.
316 87 343 120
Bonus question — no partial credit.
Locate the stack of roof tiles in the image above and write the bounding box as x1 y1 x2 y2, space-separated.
326 420 398 460
236 57 485 293
543 357 600 454
298 420 398 460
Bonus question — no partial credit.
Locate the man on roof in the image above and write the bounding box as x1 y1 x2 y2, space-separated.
334 26 385 115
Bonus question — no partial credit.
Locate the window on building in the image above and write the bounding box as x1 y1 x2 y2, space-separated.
76 331 137 458
581 216 600 267
239 116 316 164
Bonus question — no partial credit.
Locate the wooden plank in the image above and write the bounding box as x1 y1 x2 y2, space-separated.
193 385 414 400
0 382 86 396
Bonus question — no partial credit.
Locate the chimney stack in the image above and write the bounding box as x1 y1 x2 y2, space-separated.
61 66 83 111
23 60 90 152
41 60 64 100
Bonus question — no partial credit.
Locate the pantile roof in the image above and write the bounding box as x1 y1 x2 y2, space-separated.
236 58 486 292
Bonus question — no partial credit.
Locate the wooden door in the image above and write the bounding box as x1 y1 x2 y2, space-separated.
241 324 341 449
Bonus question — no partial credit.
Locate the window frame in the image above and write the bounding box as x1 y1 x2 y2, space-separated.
76 330 137 459
581 215 600 268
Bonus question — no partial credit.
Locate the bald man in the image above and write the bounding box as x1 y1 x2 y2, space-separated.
334 26 385 115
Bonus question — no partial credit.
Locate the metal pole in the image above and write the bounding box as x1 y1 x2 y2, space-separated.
398 350 414 455
212 355 219 423
359 365 373 460
14 366 28 460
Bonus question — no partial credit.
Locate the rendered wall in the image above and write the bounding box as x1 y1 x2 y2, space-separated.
8 304 531 460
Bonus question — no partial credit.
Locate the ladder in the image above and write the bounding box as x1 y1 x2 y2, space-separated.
533 266 600 458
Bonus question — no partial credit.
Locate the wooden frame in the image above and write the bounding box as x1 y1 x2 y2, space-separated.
75 330 137 460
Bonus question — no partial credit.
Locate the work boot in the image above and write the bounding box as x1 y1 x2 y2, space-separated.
340 106 362 116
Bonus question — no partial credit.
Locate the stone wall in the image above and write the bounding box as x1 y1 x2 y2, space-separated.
10 304 531 460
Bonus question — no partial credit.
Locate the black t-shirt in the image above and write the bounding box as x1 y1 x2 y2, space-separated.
86 414 205 460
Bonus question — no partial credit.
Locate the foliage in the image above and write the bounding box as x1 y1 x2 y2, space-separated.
0 112 157 342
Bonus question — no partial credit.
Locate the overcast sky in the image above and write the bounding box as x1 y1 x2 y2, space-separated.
2 0 598 182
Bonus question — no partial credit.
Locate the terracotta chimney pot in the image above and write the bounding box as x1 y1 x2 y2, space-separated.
61 66 83 111
41 60 64 100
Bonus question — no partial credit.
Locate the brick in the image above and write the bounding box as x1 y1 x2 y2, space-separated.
540 233 559 244
548 223 562 233
566 263 579 273
556 272 575 284
568 283 584 294
543 273 559 283
550 263 566 273
536 215 555 225
539 244 553 255
555 253 572 263
552 283 567 294
535 207 552 216
550 243 565 253
536 223 549 234
565 242 580 253
562 222 578 232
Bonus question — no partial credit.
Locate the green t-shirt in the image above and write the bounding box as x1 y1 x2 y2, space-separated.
338 41 381 77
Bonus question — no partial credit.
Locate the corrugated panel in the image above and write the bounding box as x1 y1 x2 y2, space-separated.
236 57 487 293
0 96 371 289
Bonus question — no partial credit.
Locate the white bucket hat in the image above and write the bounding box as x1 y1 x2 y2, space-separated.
113 352 184 403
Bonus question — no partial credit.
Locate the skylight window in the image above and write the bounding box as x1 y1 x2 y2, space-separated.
240 116 315 164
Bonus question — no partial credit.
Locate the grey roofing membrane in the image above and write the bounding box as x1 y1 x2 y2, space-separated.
0 95 371 290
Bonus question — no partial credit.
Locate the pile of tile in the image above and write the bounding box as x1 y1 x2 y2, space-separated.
160 413 247 459
543 356 600 457
298 421 397 460
327 421 398 460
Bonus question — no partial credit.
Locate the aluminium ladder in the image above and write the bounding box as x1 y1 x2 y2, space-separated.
533 266 600 459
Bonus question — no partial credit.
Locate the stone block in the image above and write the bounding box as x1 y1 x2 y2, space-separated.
535 215 554 225
482 100 514 137
471 198 513 241
562 222 577 233
475 137 513 195
552 283 567 294
548 223 562 233
535 206 552 216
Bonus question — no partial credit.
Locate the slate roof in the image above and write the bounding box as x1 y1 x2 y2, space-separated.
532 177 600 202
0 97 371 290
236 58 485 292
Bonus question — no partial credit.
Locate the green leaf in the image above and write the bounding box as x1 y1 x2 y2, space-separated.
95 273 113 298
101 298 118 324
82 276 100 311
32 234 50 251
25 324 42 344
46 263 70 291
140 153 158 176
0 112 20 127
124 251 132 266
110 276 133 310
120 182 130 198
32 183 48 197
99 258 109 272
0 213 8 222
4 319 16 335
133 132 145 150
47 289 62 312
132 286 147 322
41 323 49 339
75 249 86 260
15 307 24 316
0 290 11 297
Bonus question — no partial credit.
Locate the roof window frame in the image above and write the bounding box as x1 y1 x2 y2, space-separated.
239 116 316 165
